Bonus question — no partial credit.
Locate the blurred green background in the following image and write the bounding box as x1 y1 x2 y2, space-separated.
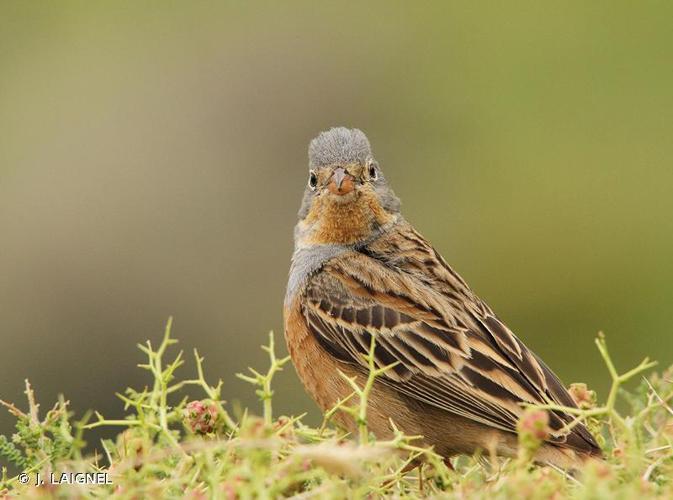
1 1 672 444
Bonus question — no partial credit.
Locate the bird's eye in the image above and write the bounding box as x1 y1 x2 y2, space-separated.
308 170 318 191
368 164 378 181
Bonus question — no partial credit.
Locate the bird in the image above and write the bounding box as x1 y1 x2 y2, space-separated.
283 127 601 468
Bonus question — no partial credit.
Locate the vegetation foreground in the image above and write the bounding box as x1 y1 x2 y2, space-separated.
1 320 672 499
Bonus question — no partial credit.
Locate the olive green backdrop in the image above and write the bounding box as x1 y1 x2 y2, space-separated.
1 1 672 444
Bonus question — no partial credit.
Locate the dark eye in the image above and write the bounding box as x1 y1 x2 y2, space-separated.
308 170 318 190
368 164 378 180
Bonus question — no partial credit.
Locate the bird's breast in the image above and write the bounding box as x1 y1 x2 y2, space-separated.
283 296 355 414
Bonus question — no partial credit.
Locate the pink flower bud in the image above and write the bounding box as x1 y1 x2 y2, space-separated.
184 400 219 434
517 409 550 454
568 383 596 409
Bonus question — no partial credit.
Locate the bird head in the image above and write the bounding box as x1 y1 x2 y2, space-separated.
296 127 401 246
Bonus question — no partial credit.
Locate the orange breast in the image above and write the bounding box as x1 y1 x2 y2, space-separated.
283 296 355 414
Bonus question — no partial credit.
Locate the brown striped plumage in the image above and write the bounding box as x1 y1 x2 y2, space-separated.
284 127 601 468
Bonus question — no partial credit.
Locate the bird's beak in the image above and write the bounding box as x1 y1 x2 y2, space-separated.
327 167 355 196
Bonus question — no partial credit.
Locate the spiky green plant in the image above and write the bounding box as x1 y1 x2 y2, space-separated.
0 319 671 499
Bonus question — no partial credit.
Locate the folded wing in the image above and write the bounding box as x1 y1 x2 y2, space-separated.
302 250 600 455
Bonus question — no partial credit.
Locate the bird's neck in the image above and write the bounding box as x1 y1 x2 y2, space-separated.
297 193 396 247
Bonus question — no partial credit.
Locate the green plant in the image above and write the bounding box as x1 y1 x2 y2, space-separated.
0 321 671 499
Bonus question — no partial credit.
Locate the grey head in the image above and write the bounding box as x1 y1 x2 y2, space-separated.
286 127 403 304
308 127 373 169
297 127 401 219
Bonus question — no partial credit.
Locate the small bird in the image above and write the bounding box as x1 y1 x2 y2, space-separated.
284 127 601 468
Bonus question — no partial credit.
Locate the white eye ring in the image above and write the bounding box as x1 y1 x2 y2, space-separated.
308 170 318 191
368 163 378 180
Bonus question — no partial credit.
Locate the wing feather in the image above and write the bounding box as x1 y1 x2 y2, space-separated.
302 240 600 454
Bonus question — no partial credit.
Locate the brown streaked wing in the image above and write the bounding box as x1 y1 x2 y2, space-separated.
301 249 600 454
371 222 601 453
